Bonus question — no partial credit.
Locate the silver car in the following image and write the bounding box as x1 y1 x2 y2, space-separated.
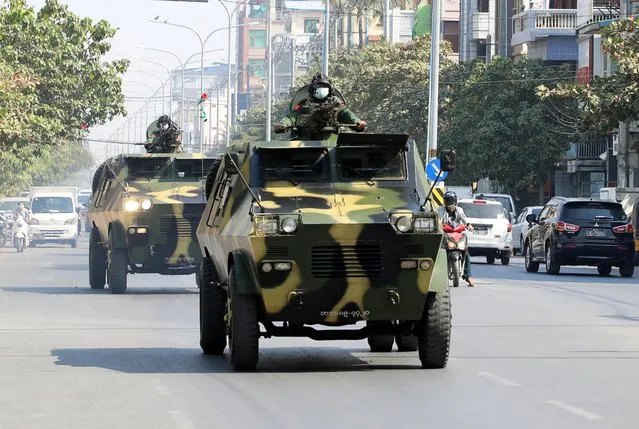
511 206 543 255
458 198 513 265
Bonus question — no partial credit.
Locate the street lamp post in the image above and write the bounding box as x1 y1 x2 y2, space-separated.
150 17 257 150
134 58 174 116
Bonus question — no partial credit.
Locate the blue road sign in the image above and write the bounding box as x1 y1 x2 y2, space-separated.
426 158 448 182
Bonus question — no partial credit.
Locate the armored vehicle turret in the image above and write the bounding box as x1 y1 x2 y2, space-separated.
195 130 457 371
87 152 221 294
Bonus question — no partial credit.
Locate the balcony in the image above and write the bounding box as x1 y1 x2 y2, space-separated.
472 11 490 40
565 141 608 160
511 9 577 46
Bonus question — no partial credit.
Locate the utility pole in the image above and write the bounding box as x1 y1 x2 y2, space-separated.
322 0 330 75
426 0 442 161
617 1 632 187
384 0 390 41
265 0 273 141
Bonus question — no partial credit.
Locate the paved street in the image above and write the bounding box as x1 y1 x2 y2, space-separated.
1 235 638 429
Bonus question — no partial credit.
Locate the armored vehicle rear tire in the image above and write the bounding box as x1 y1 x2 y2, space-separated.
395 334 418 352
107 230 128 294
89 227 106 289
200 257 227 355
367 322 394 352
228 264 259 371
418 290 451 369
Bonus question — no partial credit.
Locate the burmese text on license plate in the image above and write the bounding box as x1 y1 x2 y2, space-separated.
587 228 605 237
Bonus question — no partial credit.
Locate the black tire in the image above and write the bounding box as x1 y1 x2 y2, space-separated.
200 257 227 355
524 241 539 273
395 334 418 352
486 256 495 264
107 230 128 294
367 321 394 352
450 257 460 288
204 158 222 200
418 289 452 369
620 261 635 278
597 264 612 276
228 264 259 371
89 227 106 289
501 256 510 266
545 245 560 275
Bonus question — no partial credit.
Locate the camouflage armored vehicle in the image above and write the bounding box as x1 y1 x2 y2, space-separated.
196 131 456 371
87 115 221 294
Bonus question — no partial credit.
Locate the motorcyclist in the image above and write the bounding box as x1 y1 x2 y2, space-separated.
14 202 29 222
273 73 366 139
437 191 474 287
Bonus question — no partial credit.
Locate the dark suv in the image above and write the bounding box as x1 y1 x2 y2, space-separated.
523 197 635 277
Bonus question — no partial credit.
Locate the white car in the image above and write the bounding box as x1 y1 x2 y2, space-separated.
511 205 543 255
458 198 513 265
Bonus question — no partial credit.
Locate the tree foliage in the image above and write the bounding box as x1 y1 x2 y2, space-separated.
537 17 639 135
0 0 128 198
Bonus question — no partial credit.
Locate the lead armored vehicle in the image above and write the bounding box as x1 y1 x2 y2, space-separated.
196 131 456 371
87 115 221 294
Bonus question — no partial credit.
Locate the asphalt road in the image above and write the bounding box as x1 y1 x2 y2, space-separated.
1 235 638 429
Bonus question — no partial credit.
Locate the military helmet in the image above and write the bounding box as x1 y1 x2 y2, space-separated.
443 191 457 207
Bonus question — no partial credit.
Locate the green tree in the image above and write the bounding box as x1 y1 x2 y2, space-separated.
0 0 128 197
537 17 639 135
439 57 577 200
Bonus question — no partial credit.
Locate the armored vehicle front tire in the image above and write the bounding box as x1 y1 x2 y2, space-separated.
395 334 418 352
367 322 394 352
200 257 227 355
228 264 259 371
204 158 222 199
89 227 106 289
418 290 451 369
107 230 128 294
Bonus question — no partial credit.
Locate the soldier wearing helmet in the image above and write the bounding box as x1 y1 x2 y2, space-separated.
437 191 475 286
274 73 366 140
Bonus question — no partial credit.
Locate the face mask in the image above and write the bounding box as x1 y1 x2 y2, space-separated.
314 87 329 99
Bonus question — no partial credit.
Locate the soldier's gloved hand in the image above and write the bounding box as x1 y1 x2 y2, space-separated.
274 124 287 133
354 120 366 131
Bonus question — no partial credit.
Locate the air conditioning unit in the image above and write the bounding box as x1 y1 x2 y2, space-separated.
612 134 619 155
629 120 639 132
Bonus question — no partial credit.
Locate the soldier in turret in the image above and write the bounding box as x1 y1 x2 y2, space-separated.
145 115 183 153
274 74 366 140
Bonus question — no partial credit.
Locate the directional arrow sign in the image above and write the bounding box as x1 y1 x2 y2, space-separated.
426 158 448 182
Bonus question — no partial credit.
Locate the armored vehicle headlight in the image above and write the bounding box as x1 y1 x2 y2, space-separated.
396 216 412 232
124 200 140 212
140 199 153 210
414 217 436 232
281 218 297 233
261 263 273 272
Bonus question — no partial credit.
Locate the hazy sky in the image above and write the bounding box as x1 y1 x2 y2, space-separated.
26 0 238 159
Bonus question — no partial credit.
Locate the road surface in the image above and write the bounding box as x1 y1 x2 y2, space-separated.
1 236 638 429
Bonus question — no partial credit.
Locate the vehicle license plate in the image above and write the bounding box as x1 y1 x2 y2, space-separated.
475 229 488 235
586 228 605 237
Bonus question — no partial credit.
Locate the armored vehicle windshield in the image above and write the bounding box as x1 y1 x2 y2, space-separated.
258 148 330 184
336 144 407 181
121 156 216 182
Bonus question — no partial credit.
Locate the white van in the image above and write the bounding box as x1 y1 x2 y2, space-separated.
28 187 79 248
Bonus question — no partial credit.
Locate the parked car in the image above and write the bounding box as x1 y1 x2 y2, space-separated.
512 206 543 255
458 198 513 265
474 193 517 223
523 197 635 277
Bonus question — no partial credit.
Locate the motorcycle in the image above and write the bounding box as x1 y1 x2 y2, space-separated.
443 221 469 287
11 214 29 253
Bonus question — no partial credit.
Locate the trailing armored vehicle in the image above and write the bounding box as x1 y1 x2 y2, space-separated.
87 115 221 294
196 131 456 371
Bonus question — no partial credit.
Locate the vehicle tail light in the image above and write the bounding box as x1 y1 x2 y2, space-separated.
473 200 486 204
507 223 512 232
555 221 580 232
612 224 634 234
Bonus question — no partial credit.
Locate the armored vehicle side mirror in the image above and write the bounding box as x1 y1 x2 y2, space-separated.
224 153 240 175
439 149 456 172
526 213 537 224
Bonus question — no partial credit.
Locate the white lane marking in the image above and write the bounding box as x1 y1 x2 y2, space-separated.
152 379 171 395
546 400 603 420
477 371 522 387
168 410 197 429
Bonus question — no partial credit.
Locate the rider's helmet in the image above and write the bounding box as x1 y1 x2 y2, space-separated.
308 73 333 100
443 191 457 211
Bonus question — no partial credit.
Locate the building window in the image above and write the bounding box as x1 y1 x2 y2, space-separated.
248 0 267 18
249 29 267 48
477 0 489 12
443 21 459 53
248 59 266 77
476 41 487 58
304 19 320 33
